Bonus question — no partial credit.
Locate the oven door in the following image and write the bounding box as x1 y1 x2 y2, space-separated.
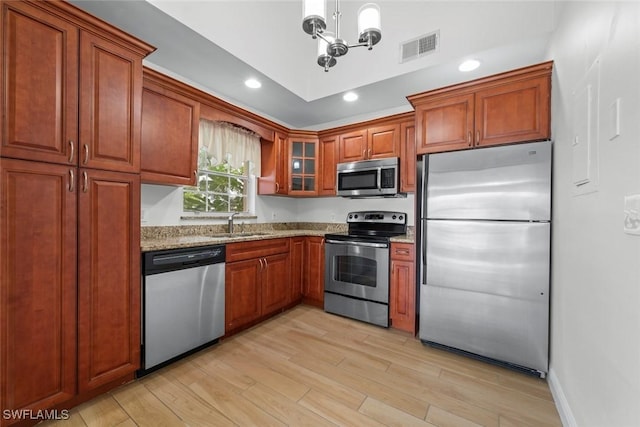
324 239 390 303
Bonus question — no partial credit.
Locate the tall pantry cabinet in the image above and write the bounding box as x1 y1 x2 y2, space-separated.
0 0 154 422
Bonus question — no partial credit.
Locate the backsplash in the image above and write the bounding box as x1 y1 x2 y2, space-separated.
141 222 349 240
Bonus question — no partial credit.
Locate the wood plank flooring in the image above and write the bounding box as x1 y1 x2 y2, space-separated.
42 306 561 427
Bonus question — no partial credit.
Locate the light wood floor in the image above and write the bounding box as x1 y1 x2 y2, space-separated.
43 305 561 427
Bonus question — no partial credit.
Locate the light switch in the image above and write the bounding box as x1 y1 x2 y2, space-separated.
624 195 640 235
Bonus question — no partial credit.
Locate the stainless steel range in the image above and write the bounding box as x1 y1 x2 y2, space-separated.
324 211 407 327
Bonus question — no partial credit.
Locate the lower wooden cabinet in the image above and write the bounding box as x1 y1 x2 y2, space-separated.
0 160 141 421
0 159 77 417
77 170 141 392
225 238 291 333
290 237 305 302
302 236 325 307
390 242 416 334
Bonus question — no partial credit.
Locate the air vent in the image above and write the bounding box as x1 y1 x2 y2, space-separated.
400 31 439 63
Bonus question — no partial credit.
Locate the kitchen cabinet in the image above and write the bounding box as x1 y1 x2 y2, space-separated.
302 236 325 307
290 237 305 302
338 124 400 163
289 135 319 195
140 69 200 186
0 0 151 172
77 170 141 392
409 61 552 155
319 135 338 196
400 120 416 193
0 159 77 417
258 132 288 195
225 239 291 333
390 242 416 334
0 0 153 421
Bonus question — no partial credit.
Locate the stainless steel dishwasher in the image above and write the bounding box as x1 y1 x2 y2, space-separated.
140 244 225 375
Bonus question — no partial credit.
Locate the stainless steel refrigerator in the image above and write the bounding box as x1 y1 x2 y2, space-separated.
418 140 551 377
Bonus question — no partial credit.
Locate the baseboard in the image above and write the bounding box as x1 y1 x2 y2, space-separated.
548 367 578 427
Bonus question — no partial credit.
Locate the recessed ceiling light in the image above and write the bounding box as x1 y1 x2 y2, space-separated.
343 92 358 102
244 78 261 89
458 59 480 72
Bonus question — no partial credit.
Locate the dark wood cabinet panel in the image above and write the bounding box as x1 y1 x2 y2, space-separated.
79 31 143 173
400 121 416 193
368 124 400 159
0 1 79 165
339 129 367 163
475 76 551 147
141 76 200 185
415 92 474 154
225 259 262 331
319 135 338 196
290 237 305 303
226 238 290 263
77 170 140 392
0 159 77 414
303 236 324 307
390 243 416 334
261 253 291 314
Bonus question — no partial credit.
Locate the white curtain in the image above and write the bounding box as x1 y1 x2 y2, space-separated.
198 119 261 175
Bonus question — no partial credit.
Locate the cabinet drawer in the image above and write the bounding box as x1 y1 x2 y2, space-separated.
226 238 290 263
391 242 415 261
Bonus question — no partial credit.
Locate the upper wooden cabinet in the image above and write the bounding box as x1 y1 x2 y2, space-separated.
400 120 416 193
0 1 153 171
140 69 200 186
319 134 338 196
338 124 400 162
289 136 319 196
408 61 552 155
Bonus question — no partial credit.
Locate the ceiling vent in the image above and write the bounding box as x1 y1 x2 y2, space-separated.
400 31 439 63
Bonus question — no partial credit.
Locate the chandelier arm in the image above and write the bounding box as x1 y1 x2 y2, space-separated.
316 32 331 43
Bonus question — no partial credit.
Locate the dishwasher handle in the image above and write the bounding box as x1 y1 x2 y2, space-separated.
144 245 226 275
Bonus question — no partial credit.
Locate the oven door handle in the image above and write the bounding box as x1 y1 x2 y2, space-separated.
325 239 389 249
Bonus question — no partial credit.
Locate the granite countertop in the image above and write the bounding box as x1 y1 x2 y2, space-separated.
141 223 414 252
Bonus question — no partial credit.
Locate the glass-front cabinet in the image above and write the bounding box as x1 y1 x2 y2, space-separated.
288 135 318 195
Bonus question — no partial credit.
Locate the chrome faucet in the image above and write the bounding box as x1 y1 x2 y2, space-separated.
228 212 239 233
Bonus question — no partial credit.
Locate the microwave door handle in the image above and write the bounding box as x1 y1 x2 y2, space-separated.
325 239 388 249
377 167 382 192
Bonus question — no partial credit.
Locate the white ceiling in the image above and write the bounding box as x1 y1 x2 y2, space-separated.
70 1 560 129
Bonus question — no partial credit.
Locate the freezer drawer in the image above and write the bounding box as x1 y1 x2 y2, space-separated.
424 140 551 221
420 220 550 373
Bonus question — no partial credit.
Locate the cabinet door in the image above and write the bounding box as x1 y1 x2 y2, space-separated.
474 76 551 147
140 80 200 185
79 31 143 173
1 2 78 165
261 253 291 314
0 159 77 414
339 129 367 162
225 259 262 331
319 135 338 196
415 93 474 154
390 243 416 334
303 237 324 307
289 139 318 195
78 169 140 392
275 133 289 195
400 121 416 193
368 124 400 159
290 237 305 303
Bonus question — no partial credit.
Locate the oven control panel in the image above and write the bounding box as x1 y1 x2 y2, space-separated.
346 211 406 224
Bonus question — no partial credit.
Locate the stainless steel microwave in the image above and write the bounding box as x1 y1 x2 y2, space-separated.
336 157 401 197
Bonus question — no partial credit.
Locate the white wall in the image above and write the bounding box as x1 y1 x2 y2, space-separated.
141 182 414 226
546 2 640 426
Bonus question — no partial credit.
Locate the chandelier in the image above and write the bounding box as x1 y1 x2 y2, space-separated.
302 0 382 72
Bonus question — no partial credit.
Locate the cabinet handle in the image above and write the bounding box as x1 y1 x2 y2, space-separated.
193 170 197 183
275 182 280 193
362 149 367 159
69 140 75 163
467 131 472 147
68 169 74 192
395 249 410 255
368 148 372 158
82 171 88 193
475 130 480 145
83 144 89 165
259 258 264 270
263 258 268 269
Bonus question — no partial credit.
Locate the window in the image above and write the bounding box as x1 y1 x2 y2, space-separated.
183 120 261 214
